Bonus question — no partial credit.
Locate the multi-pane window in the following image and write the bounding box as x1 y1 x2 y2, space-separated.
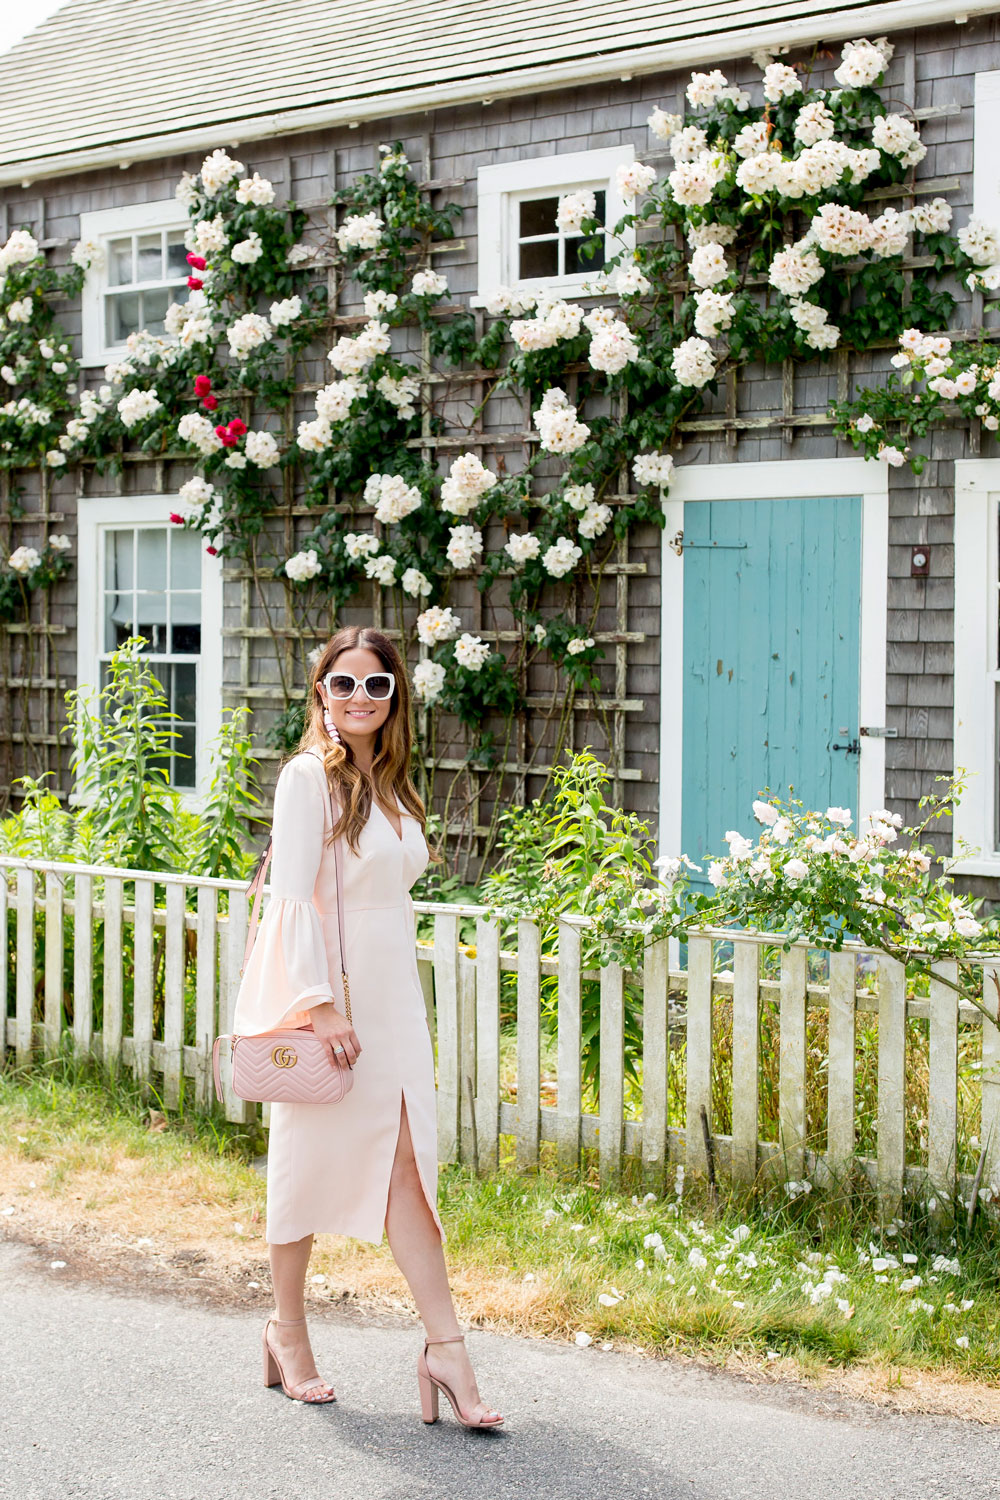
102 525 202 789
104 227 189 346
514 189 607 281
476 147 635 305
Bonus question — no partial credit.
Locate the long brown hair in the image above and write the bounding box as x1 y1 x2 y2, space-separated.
295 626 441 862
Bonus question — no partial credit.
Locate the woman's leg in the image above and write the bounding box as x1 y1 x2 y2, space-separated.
384 1094 499 1420
267 1235 333 1394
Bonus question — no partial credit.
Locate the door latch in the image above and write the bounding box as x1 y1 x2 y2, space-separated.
832 738 861 755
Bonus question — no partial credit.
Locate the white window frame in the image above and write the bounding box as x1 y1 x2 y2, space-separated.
75 495 224 806
952 460 1000 874
78 200 191 367
974 70 1000 232
658 458 889 860
474 146 636 306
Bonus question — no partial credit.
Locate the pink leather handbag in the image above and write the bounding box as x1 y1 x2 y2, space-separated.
212 763 355 1106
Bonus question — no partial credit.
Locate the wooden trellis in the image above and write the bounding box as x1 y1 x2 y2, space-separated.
0 110 994 868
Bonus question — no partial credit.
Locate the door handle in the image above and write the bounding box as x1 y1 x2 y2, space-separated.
832 738 860 755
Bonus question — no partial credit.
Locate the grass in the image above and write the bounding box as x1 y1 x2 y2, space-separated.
2 1049 998 1416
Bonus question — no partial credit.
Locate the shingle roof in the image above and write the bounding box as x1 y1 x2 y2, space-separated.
0 0 977 182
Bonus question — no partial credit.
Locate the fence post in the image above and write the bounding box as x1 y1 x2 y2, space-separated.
163 882 186 1109
928 959 959 1211
516 917 541 1173
72 873 93 1059
0 869 7 1061
15 867 34 1066
475 915 500 1173
556 918 582 1172
981 961 1000 1199
877 954 907 1219
599 959 625 1186
102 876 124 1070
685 934 713 1177
44 872 64 1060
132 878 155 1086
195 885 217 1108
433 911 461 1165
458 946 477 1166
221 883 253 1124
779 945 808 1181
641 934 669 1195
731 938 760 1187
826 949 857 1193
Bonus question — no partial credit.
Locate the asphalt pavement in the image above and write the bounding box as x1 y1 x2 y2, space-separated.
2 1236 998 1500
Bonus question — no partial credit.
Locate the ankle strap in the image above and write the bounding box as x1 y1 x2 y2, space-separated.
272 1315 307 1326
425 1332 465 1344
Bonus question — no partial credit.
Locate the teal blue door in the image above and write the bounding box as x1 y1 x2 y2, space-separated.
680 495 862 884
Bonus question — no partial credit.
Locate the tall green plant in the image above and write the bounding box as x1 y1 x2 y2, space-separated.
66 636 189 872
183 706 262 879
481 749 660 1093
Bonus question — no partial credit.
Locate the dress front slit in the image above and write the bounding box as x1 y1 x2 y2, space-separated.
232 748 446 1247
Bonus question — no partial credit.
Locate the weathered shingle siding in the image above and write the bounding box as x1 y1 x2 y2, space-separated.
4 15 1000 866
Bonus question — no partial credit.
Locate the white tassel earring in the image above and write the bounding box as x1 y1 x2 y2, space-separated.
321 697 342 744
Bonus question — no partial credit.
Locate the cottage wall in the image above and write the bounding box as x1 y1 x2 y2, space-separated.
2 16 998 876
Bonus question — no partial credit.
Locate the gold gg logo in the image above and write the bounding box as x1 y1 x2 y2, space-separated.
271 1046 298 1069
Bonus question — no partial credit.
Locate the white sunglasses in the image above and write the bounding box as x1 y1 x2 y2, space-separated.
321 670 396 701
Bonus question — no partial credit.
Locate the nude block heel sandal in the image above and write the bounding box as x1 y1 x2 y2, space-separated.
417 1332 504 1429
262 1315 337 1403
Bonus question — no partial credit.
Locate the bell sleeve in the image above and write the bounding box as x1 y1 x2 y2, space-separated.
232 753 338 1036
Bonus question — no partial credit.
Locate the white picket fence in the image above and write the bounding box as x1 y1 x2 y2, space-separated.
3 854 999 1213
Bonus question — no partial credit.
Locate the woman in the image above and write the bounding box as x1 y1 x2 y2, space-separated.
232 625 503 1428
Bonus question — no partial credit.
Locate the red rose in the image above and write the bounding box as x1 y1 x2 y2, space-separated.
193 375 212 396
206 545 218 556
187 276 203 290
215 423 238 447
186 253 207 270
169 512 183 524
201 394 218 411
227 417 247 438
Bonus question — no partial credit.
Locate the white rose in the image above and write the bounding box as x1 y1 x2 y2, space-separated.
245 431 281 468
285 549 323 582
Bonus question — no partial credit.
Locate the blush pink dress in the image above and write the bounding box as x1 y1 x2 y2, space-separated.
232 747 445 1246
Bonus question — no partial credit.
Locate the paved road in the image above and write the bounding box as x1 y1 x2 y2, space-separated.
2 1237 998 1500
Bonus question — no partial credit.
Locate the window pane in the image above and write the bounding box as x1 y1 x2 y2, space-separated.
136 233 163 283
141 287 173 335
105 528 134 591
166 233 188 277
173 662 197 724
134 617 168 652
107 291 140 344
104 531 134 650
109 237 133 287
171 723 197 788
137 529 167 590
170 527 202 588
519 197 559 238
519 239 559 279
565 234 605 276
171 622 202 653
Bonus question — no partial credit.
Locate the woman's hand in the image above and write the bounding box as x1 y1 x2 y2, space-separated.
309 1000 361 1072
